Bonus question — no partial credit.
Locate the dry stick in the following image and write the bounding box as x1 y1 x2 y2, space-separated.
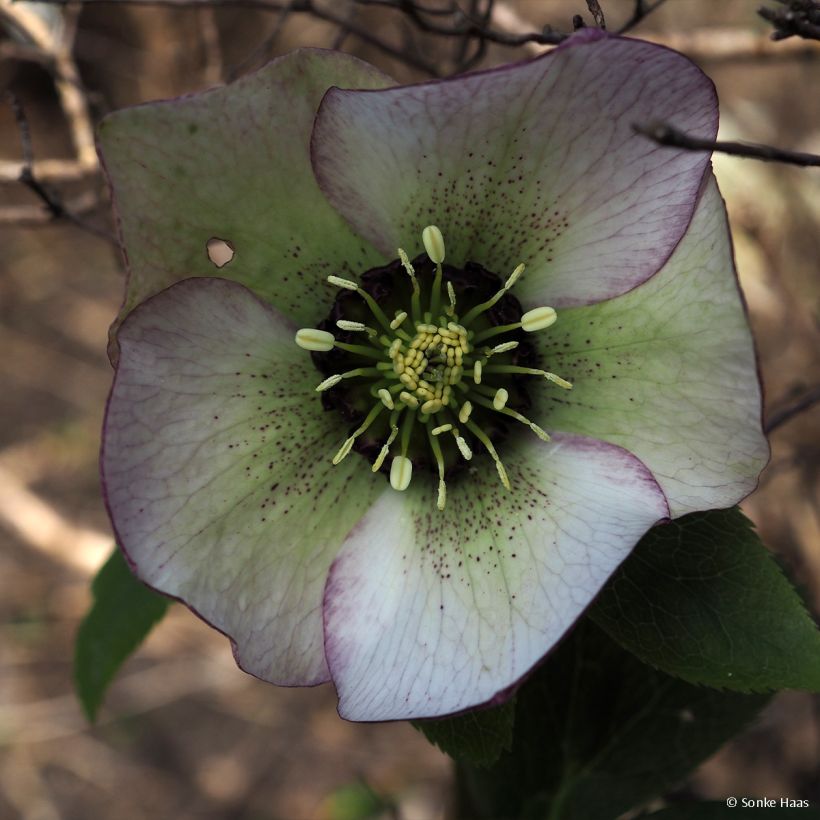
27 0 442 75
618 0 671 34
765 386 820 434
0 0 97 181
633 121 820 168
759 0 820 41
585 0 606 30
6 92 116 242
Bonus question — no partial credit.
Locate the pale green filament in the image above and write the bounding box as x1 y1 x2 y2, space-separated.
297 227 572 507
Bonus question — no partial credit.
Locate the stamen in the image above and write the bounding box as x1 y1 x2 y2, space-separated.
398 249 420 293
423 225 445 318
492 388 509 410
473 360 482 384
390 456 413 491
458 401 473 424
489 341 518 355
316 375 342 391
422 225 445 264
471 305 557 344
470 393 551 442
484 365 573 389
459 262 525 326
336 319 374 334
327 275 359 291
432 423 453 436
295 328 334 352
445 281 457 318
505 263 525 290
327 275 395 334
453 430 473 461
331 403 384 465
427 425 447 511
390 311 408 330
466 420 510 490
398 249 422 321
521 306 558 332
372 424 399 472
378 388 395 409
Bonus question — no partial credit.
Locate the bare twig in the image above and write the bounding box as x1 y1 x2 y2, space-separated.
765 386 820 433
0 0 97 174
759 0 820 41
618 0 671 34
5 92 115 241
634 122 820 167
585 0 606 30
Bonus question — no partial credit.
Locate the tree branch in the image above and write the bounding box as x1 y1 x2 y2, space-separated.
633 122 820 168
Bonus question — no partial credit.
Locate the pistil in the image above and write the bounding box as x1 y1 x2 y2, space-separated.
294 226 574 508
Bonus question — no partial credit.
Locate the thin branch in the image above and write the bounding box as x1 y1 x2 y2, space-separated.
633 122 820 168
585 0 606 30
765 386 820 433
618 0 670 34
759 0 820 41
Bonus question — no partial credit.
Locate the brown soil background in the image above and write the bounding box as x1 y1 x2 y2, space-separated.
1 1 818 818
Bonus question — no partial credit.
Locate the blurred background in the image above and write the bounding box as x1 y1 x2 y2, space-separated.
0 1 818 818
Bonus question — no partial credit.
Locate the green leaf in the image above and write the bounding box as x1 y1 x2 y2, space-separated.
591 508 820 693
459 621 769 820
413 698 516 768
646 803 820 819
74 548 169 721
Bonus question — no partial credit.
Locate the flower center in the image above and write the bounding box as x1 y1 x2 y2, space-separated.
295 226 572 510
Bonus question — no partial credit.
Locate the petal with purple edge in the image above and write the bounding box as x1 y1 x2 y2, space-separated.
312 31 717 308
99 49 392 332
532 174 768 517
323 434 669 721
102 277 381 686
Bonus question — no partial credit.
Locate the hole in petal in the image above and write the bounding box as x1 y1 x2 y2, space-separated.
206 237 234 268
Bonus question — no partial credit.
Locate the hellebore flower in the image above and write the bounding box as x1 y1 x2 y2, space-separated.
99 31 768 721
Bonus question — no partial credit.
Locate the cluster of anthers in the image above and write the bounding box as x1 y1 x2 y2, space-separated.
295 226 572 510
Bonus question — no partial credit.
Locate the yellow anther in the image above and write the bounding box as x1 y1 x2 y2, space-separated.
388 339 403 359
390 311 408 330
378 388 394 409
458 401 473 424
432 423 452 436
316 374 343 392
422 225 445 264
490 341 519 355
505 263 525 290
399 391 420 409
390 456 413 491
473 360 483 384
295 328 335 352
521 306 558 332
327 275 359 291
455 434 473 461
544 372 573 389
493 388 509 410
421 399 442 415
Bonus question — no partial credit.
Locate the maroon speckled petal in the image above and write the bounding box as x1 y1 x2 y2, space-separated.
102 277 380 686
323 433 669 721
312 31 717 308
